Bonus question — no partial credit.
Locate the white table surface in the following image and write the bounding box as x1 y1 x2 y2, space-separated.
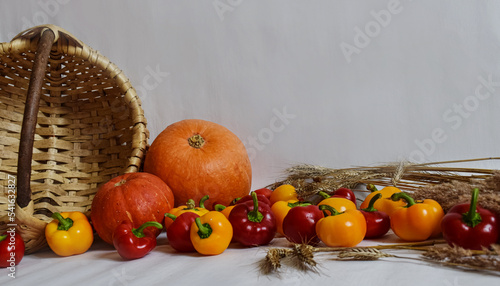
2 231 498 286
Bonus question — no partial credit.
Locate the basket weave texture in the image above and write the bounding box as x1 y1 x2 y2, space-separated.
0 25 148 253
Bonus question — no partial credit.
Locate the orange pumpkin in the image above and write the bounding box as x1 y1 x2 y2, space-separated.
90 172 174 244
144 119 252 210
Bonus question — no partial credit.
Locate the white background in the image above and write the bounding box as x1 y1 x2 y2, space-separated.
1 1 500 285
2 0 500 189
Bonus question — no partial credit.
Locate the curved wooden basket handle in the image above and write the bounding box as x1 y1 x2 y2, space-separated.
16 29 55 208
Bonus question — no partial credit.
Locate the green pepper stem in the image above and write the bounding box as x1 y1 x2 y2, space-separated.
0 235 6 242
318 204 341 217
463 188 482 228
194 217 213 239
247 191 264 223
318 191 331 199
366 184 378 192
133 221 163 238
164 213 177 221
390 192 415 207
199 195 209 209
52 212 73 231
214 204 226 212
288 201 312 208
361 193 382 212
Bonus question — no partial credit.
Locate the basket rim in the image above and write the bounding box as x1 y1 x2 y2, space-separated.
0 24 149 173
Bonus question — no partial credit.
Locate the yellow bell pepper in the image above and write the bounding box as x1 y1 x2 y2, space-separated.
389 192 444 241
270 199 299 236
317 192 357 213
190 211 233 255
269 184 298 205
45 212 94 256
165 195 210 229
316 205 367 247
360 184 406 216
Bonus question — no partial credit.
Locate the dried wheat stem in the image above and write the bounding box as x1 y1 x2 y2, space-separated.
333 248 395 261
311 240 443 253
431 261 500 273
259 240 445 275
331 246 500 274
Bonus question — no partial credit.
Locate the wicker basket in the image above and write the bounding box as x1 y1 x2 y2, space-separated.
0 25 149 253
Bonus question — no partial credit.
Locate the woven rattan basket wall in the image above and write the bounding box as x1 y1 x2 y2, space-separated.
0 25 148 253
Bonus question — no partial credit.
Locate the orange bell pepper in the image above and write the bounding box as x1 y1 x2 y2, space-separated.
389 192 444 241
190 211 233 255
360 184 406 216
269 184 298 205
270 199 299 235
45 212 94 256
165 195 210 229
214 204 235 219
315 205 366 247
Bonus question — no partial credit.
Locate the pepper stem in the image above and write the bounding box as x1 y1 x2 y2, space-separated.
0 234 6 242
199 195 209 209
366 184 378 192
318 191 331 199
133 221 163 238
390 192 415 207
288 201 311 208
319 204 341 217
247 191 264 223
165 213 177 221
361 193 382 212
214 204 226 212
194 217 213 239
462 188 482 228
52 212 73 231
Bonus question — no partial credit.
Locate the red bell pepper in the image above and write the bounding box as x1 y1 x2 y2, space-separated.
441 188 499 250
0 230 24 268
228 192 277 246
282 202 324 245
359 193 391 238
235 193 271 206
112 221 163 260
165 212 200 252
333 188 357 205
253 187 273 200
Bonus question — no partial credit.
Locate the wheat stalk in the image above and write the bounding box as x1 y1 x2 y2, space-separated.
272 158 500 191
422 244 500 273
268 158 500 216
259 242 500 276
259 240 442 275
334 248 395 261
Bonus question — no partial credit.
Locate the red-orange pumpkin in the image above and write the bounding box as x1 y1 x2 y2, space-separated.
90 172 174 244
143 119 252 210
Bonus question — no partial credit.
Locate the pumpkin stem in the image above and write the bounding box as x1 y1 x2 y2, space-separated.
188 134 205 149
114 179 127 187
186 199 196 210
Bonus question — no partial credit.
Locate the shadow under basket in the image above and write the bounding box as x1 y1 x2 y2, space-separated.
0 25 149 254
